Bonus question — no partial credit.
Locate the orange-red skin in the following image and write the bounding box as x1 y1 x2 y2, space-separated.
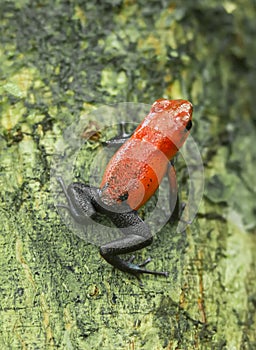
100 99 193 210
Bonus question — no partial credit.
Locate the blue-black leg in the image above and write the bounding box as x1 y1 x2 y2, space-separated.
56 177 168 278
167 160 187 223
103 121 134 147
167 160 180 222
56 177 98 224
99 210 168 277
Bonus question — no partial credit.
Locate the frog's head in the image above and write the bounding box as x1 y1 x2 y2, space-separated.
150 98 193 150
151 98 193 130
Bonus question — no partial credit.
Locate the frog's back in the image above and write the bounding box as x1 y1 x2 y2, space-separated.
100 99 193 210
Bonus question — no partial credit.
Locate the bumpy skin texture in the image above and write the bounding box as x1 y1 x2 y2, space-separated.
57 99 193 278
100 99 193 210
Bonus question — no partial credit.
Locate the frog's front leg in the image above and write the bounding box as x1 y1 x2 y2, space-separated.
99 209 168 277
103 121 134 147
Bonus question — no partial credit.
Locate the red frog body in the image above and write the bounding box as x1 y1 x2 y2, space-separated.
100 99 193 210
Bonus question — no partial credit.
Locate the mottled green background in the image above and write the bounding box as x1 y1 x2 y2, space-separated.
0 1 256 349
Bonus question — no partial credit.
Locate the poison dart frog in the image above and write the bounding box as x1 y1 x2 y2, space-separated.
57 99 193 278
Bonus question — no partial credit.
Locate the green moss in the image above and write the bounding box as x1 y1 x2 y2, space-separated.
0 1 256 349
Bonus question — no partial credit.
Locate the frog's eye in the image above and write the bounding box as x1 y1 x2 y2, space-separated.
118 191 129 202
185 120 192 131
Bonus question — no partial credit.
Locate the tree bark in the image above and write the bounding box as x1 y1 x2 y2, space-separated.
0 1 255 349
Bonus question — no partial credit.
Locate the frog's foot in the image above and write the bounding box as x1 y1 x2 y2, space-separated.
126 255 168 277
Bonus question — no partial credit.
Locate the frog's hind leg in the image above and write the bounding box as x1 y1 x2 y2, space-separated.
99 209 168 277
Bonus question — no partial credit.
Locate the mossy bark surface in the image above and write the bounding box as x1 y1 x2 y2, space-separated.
0 1 256 349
